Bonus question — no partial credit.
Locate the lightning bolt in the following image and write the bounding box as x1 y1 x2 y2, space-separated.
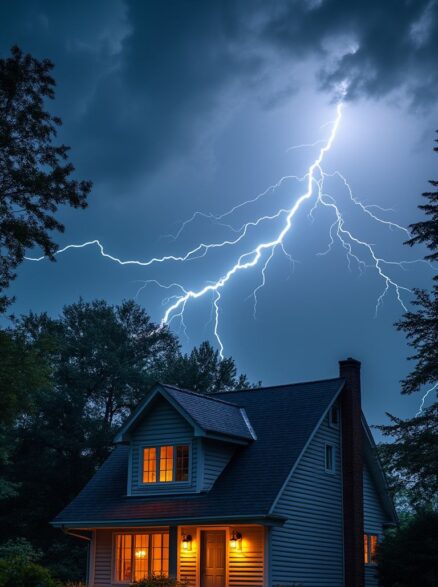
416 382 438 416
25 101 436 414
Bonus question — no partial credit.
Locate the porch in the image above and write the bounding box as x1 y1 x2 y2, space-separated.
90 524 267 587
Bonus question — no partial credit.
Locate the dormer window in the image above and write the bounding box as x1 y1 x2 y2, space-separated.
142 445 189 484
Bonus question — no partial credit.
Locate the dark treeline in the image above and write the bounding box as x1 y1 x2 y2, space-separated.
0 298 253 581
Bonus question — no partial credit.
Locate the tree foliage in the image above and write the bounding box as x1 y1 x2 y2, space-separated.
0 46 91 311
0 299 251 582
376 510 438 587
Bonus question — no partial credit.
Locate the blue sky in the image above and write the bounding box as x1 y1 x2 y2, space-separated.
2 0 438 427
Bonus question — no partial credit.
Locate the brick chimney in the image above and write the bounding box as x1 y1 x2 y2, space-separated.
339 358 364 587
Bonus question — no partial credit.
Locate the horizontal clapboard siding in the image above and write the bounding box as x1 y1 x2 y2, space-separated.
202 439 235 491
179 526 198 587
177 525 264 587
229 526 264 587
364 464 386 587
130 398 197 495
93 529 112 586
272 412 344 587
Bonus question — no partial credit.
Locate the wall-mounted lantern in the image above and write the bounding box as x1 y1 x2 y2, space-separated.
182 534 192 551
230 530 242 550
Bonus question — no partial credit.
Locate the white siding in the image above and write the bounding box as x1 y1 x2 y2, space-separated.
271 412 344 587
363 463 386 587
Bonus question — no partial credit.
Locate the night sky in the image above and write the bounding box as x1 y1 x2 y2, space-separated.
2 1 438 427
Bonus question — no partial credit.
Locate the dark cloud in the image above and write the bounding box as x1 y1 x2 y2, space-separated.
262 0 438 105
1 0 437 185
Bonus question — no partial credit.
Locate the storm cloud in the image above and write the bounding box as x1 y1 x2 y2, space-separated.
1 0 436 183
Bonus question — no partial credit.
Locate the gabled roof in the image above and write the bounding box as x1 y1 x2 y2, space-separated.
53 377 344 528
113 383 255 444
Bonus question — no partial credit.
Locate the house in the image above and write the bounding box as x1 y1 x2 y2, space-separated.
53 358 397 587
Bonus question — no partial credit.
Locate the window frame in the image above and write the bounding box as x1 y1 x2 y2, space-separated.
324 442 336 474
139 442 191 486
328 403 340 428
112 531 169 584
364 533 379 566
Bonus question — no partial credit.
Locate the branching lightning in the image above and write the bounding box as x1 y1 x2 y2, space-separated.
25 102 436 412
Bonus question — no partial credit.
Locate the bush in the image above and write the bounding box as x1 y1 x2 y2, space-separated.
376 510 438 587
132 575 188 587
0 558 61 587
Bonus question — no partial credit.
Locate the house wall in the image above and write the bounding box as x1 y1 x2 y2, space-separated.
178 525 265 587
363 463 387 587
90 526 264 587
201 439 235 491
129 398 197 495
271 409 344 587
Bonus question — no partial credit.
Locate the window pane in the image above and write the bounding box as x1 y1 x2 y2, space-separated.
160 446 174 482
364 534 369 564
176 445 189 481
370 534 378 562
143 448 157 483
134 534 149 581
325 445 334 471
151 533 169 576
115 534 132 582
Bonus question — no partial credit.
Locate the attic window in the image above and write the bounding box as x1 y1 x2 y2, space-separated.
142 445 189 484
329 404 339 428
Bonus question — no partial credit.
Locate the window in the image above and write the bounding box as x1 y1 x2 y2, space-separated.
143 448 157 483
364 533 378 565
114 533 169 582
176 445 189 481
159 446 174 482
142 445 189 484
325 443 335 473
329 404 339 428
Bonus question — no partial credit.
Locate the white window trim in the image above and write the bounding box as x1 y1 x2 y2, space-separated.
324 442 336 474
328 404 340 429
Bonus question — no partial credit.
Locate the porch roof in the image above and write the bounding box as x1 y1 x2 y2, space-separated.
53 377 344 527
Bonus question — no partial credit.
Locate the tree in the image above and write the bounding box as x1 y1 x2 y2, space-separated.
377 134 438 511
376 510 438 587
0 299 252 581
168 340 252 393
0 46 91 311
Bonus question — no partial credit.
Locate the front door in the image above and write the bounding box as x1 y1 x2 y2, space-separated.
201 531 226 587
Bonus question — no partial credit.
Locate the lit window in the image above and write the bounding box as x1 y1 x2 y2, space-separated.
160 446 174 482
325 444 335 473
176 445 189 481
143 448 157 483
142 445 190 483
114 533 169 582
364 533 379 564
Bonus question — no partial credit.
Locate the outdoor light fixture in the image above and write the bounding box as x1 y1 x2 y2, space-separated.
230 530 242 550
182 534 192 551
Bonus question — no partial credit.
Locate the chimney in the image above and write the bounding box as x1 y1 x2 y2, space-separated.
339 358 364 587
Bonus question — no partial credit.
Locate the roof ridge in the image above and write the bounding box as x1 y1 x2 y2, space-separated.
213 376 344 395
161 384 242 407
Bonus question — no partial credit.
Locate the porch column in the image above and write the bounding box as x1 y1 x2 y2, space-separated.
169 525 178 578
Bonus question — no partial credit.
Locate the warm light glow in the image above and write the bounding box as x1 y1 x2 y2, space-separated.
182 534 192 551
160 445 174 482
135 550 147 559
230 530 242 550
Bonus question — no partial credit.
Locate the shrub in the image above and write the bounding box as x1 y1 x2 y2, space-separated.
0 558 61 587
132 575 189 587
376 510 438 587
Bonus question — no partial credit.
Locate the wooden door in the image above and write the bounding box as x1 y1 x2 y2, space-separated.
201 531 226 587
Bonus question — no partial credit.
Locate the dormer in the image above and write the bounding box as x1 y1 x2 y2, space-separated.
114 384 256 496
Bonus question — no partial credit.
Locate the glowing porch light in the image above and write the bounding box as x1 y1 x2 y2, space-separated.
230 530 242 550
